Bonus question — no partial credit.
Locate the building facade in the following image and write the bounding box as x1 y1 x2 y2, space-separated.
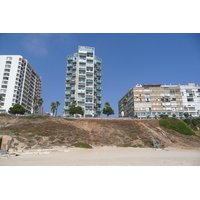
118 83 200 118
64 46 102 117
0 55 42 114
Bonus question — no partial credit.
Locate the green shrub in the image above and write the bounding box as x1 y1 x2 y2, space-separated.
191 118 200 126
159 118 195 135
183 118 191 125
160 114 168 119
71 142 92 148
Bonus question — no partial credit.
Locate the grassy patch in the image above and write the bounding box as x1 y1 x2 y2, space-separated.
36 133 49 137
183 118 200 131
71 142 92 148
21 115 49 119
64 118 77 121
130 130 138 133
159 118 195 136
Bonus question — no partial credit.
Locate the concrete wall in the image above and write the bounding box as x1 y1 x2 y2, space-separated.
0 135 12 150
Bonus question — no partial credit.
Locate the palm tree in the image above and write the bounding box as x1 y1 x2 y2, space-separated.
32 97 43 114
38 98 44 107
55 101 60 117
32 96 38 113
50 102 56 116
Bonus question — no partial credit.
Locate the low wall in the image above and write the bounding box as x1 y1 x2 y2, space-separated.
0 135 12 150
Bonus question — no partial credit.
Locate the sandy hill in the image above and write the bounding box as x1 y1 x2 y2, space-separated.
1 115 200 150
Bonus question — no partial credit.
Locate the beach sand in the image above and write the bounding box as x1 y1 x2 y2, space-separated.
1 146 200 166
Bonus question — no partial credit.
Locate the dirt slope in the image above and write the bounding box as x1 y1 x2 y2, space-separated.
1 115 200 150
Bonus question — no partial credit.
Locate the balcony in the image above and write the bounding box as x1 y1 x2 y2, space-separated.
78 83 85 86
65 99 71 102
67 70 72 74
86 80 93 82
86 95 93 98
78 99 85 102
66 84 71 88
67 63 73 67
96 87 101 90
79 67 86 70
78 90 85 93
87 64 93 67
79 75 85 78
86 72 93 75
96 80 101 84
96 101 101 104
65 91 71 95
85 103 93 106
79 59 86 63
86 87 93 90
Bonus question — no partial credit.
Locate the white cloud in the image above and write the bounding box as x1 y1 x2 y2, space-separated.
23 34 51 56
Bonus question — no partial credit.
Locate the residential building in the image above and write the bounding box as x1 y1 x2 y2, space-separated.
64 46 102 117
0 55 42 113
118 83 200 118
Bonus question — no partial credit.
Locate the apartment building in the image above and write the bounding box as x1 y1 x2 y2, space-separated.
0 55 42 113
64 46 102 117
118 83 200 118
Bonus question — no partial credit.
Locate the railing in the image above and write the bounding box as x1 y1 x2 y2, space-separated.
78 90 85 93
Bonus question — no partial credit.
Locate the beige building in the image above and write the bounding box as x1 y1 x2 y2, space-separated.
118 83 200 118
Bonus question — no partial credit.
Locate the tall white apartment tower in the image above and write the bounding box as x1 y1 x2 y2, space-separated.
0 55 42 113
64 46 102 117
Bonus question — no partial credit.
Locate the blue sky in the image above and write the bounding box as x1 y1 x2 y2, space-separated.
0 33 200 117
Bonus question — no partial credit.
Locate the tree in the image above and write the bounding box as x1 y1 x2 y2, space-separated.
184 113 189 118
103 102 114 117
71 100 77 107
51 102 57 116
55 101 60 117
69 106 84 117
0 94 3 108
105 102 110 108
172 114 176 118
8 104 26 115
33 96 43 114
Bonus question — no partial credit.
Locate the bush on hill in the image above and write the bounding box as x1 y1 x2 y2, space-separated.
159 117 195 135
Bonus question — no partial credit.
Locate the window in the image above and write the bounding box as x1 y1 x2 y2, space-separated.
6 57 12 60
187 98 194 102
6 61 12 64
3 77 9 80
2 81 8 84
3 73 9 76
0 89 7 93
5 65 11 68
4 69 10 72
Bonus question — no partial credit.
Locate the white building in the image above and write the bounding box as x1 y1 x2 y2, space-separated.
0 55 42 113
180 83 200 117
64 46 102 117
119 83 200 118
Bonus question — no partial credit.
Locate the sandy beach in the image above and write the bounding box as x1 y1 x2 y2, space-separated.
1 146 200 166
